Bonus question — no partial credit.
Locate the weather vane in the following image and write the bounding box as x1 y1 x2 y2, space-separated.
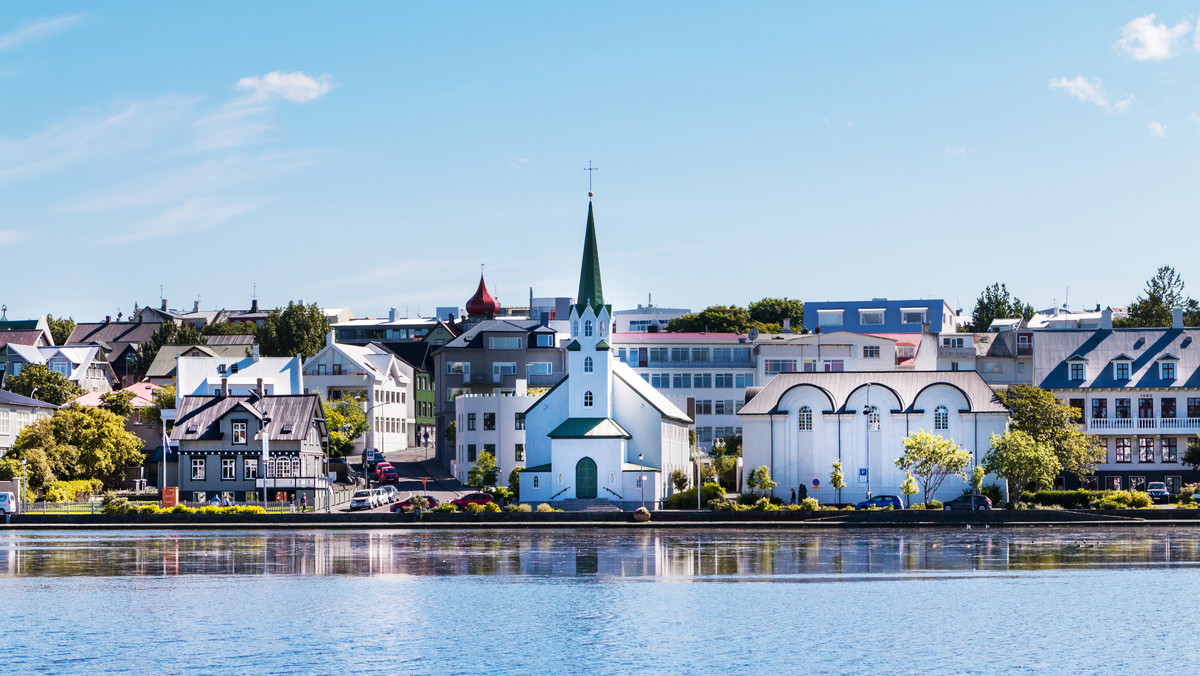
583 160 598 196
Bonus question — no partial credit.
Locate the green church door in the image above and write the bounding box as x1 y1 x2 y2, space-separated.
576 457 598 499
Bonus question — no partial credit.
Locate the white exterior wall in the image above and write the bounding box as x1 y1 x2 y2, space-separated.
0 406 53 455
454 392 537 484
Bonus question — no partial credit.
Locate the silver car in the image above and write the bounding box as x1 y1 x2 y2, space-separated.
380 485 401 503
349 490 374 510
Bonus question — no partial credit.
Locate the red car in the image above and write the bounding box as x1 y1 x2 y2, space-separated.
391 495 441 512
450 492 495 508
375 463 397 483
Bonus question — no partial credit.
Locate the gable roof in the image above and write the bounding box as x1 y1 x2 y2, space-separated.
145 344 250 379
0 329 52 348
612 360 691 423
73 381 159 407
205 334 257 346
379 341 433 372
170 394 325 443
1034 328 1200 389
548 417 631 439
438 318 561 350
739 371 1006 415
0 389 59 410
66 320 160 347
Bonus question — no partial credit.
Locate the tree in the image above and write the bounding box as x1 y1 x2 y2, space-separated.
255 302 331 359
45 314 75 346
8 404 145 488
670 468 689 492
99 389 136 419
131 322 206 381
983 430 1061 504
895 430 972 506
467 451 499 488
900 471 919 508
201 321 256 335
322 396 368 458
748 298 805 332
508 466 523 502
5 364 85 405
995 385 1106 478
666 305 778 334
1184 438 1200 471
143 385 175 433
968 283 1034 332
970 465 985 494
747 465 776 495
444 420 456 445
831 460 846 504
1115 265 1187 328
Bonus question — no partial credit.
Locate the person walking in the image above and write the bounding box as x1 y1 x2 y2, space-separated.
301 494 308 513
791 488 796 504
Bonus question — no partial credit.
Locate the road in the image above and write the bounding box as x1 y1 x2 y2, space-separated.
336 445 470 514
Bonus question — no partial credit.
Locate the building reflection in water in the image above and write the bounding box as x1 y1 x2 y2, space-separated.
3 528 1200 578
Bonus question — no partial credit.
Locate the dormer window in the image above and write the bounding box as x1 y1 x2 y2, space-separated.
859 309 884 326
901 308 927 325
1069 362 1085 381
817 310 843 328
1161 360 1177 380
1113 361 1131 380
218 364 227 374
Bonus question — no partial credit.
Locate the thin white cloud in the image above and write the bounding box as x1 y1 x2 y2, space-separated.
1049 76 1133 114
234 71 334 103
509 158 530 169
0 230 26 245
1149 121 1167 138
0 13 86 51
107 197 268 243
1115 14 1191 61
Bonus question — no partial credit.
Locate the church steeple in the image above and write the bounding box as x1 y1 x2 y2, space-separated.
576 201 604 312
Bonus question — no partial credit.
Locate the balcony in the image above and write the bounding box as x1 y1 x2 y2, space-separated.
936 347 975 359
634 360 756 370
1087 417 1200 434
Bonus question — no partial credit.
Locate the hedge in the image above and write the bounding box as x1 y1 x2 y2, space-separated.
665 483 726 509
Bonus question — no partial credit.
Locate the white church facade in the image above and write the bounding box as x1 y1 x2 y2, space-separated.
738 371 1009 505
519 202 692 509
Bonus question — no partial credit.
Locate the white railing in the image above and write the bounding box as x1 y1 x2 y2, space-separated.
255 477 333 489
1087 417 1200 433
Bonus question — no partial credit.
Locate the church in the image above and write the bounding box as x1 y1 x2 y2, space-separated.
519 201 692 509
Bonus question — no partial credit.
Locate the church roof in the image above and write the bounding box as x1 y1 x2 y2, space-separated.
575 202 605 314
548 417 632 439
612 361 692 423
466 274 501 317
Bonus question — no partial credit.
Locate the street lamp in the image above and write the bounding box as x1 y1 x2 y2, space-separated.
19 458 26 514
638 453 645 509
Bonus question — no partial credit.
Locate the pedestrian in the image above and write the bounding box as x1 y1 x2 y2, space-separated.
301 494 308 513
791 488 796 504
289 495 296 513
798 484 808 501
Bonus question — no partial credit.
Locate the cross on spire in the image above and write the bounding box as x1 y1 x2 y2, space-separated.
583 160 598 194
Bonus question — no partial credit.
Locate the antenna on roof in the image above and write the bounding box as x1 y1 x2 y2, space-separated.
159 285 164 302
252 282 258 300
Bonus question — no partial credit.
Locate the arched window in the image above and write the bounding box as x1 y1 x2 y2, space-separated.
600 321 607 336
557 473 564 485
292 457 302 477
266 457 276 478
935 405 949 430
572 320 579 336
609 472 616 485
798 406 812 431
584 391 594 407
533 476 540 489
584 320 593 337
866 405 880 431
584 356 594 373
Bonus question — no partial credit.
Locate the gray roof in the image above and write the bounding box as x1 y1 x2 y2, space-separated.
170 394 326 443
1034 328 1200 390
145 344 252 379
739 371 1007 415
205 334 257 346
66 320 160 347
0 389 59 410
437 318 561 351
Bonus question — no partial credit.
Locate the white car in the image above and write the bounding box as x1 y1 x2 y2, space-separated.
0 492 14 516
372 488 390 506
349 490 375 511
380 485 400 503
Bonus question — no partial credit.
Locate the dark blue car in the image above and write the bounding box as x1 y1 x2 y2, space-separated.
855 495 903 510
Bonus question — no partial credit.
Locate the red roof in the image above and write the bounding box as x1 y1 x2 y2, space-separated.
465 275 500 317
0 329 48 347
865 332 921 346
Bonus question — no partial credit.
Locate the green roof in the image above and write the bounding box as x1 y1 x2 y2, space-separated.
521 464 551 473
548 417 631 439
574 202 605 313
622 462 661 473
595 339 610 351
566 339 581 351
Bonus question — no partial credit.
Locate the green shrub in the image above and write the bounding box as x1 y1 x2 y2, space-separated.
46 479 104 503
738 492 783 506
928 500 943 509
535 503 559 513
1019 489 1094 509
509 503 532 512
909 503 925 510
666 483 726 509
234 505 266 514
169 505 196 514
707 498 736 512
483 502 502 513
463 502 486 514
433 502 457 512
138 504 161 514
1127 491 1153 509
969 483 1004 506
751 496 780 511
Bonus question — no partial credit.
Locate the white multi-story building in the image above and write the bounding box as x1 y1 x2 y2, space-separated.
613 304 690 333
754 331 903 380
175 348 304 401
304 335 414 453
453 381 537 485
0 390 56 456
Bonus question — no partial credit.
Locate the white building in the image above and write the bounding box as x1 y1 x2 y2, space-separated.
0 390 57 456
454 381 538 485
613 304 690 333
3 345 116 393
739 371 1008 505
520 202 692 509
754 331 905 379
304 335 413 453
175 348 304 402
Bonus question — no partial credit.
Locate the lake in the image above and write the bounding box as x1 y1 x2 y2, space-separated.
2 527 1198 674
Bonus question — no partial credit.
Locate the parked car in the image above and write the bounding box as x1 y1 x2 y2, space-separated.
365 449 385 470
943 494 992 511
450 492 495 508
391 495 441 512
349 490 375 511
855 495 904 510
1146 482 1170 503
379 485 401 503
371 488 390 506
0 492 15 516
376 464 399 483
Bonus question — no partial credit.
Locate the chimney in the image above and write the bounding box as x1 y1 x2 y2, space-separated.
1172 307 1183 329
161 298 168 312
252 344 260 361
250 299 259 313
389 307 397 322
105 315 111 324
256 378 264 397
326 329 336 347
1101 308 1113 330
194 300 200 312
221 378 229 397
782 318 791 333
539 312 549 328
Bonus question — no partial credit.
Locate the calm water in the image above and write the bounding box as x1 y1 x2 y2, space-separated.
3 527 1199 674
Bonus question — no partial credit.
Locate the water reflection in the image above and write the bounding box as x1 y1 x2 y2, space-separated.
2 528 1200 579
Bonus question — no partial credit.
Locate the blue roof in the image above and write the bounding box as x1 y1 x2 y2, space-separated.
1035 328 1200 390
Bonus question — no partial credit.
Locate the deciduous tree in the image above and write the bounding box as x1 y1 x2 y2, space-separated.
99 389 136 419
201 321 256 335
8 404 145 488
322 395 368 458
255 302 331 359
995 385 1106 478
983 430 1061 504
748 298 805 332
831 460 846 503
45 314 75 346
5 364 85 405
666 305 778 334
143 385 175 433
747 465 776 495
895 430 972 506
467 451 499 488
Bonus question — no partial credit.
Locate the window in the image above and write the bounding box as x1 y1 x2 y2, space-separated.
694 373 713 388
715 400 735 415
266 457 276 477
798 406 812 431
649 347 668 362
467 413 476 431
489 337 521 350
1070 363 1084 380
468 444 477 462
650 373 670 389
0 412 8 435
232 420 247 445
817 310 843 327
696 427 713 443
572 320 579 336
1160 360 1177 379
191 457 205 480
244 458 258 480
1162 438 1178 463
1114 361 1131 380
764 359 796 375
692 348 710 362
866 406 880 431
484 443 496 456
1115 399 1131 419
1129 476 1146 492
695 400 712 415
1166 475 1182 494
1163 398 1177 419
1017 362 1026 374
942 337 966 348
583 356 594 373
1068 399 1084 423
1115 438 1132 463
934 405 949 430
194 491 206 503
330 364 340 375
447 362 470 376
584 391 593 407
715 373 734 388
636 476 643 488
494 362 517 376
536 334 554 347
533 476 540 489
515 444 525 461
483 412 495 431
863 345 880 359
670 347 690 362
1106 476 1122 490
712 347 732 362
528 362 553 376
557 473 564 485
859 310 884 325
824 360 844 372
733 347 751 362
1139 438 1155 463
222 458 236 480
901 309 926 324
609 472 616 485
673 373 691 388
1138 398 1154 420
735 374 754 388
515 412 525 430
51 362 70 377
584 321 593 337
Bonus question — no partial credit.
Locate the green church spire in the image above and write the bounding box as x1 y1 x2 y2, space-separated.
576 201 604 313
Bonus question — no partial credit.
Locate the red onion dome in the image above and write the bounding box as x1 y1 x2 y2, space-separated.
466 274 500 317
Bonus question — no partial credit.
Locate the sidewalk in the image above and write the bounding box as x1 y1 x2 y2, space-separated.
385 445 467 498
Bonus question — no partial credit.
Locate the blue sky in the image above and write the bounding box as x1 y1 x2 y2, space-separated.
3 2 1200 321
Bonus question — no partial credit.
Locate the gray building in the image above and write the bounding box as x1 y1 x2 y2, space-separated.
431 318 566 467
169 392 331 508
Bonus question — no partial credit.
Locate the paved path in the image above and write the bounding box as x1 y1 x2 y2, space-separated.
335 445 469 514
